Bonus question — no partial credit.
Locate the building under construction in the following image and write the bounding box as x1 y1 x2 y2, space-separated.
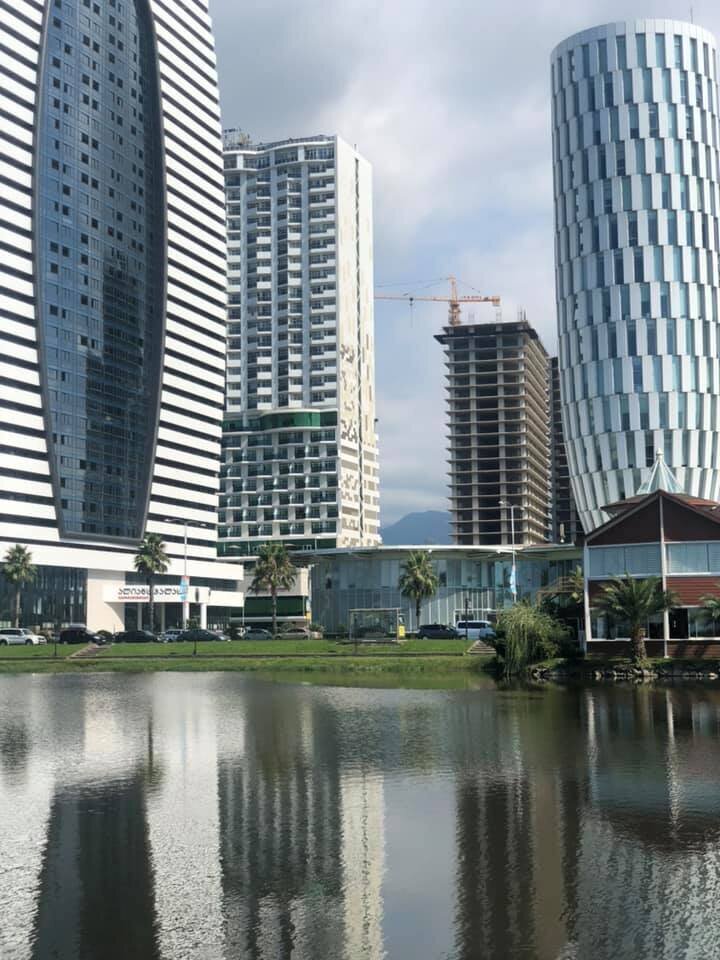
549 357 583 544
435 319 551 546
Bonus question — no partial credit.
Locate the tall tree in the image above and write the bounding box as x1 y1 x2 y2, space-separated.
594 574 677 664
398 550 439 629
249 542 297 638
2 544 36 628
133 534 169 634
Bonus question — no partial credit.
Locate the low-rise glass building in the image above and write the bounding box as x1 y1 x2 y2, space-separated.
308 545 580 633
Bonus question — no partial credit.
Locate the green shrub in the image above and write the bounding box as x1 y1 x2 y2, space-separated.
494 602 569 676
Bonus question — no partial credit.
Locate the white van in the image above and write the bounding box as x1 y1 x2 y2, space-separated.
455 620 495 641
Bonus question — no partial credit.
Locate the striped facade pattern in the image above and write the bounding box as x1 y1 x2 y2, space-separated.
552 21 720 531
0 0 226 561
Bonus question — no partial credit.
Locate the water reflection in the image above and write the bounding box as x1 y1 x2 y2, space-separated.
2 676 720 959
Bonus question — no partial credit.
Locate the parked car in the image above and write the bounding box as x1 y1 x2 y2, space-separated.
455 620 496 641
243 628 273 641
177 629 223 643
59 626 104 645
0 627 46 646
161 629 183 643
114 629 159 643
417 624 460 639
277 626 310 639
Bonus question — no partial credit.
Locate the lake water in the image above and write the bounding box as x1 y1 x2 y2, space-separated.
1 673 720 960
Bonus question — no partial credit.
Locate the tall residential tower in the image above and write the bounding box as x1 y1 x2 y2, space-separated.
552 21 720 530
219 133 380 556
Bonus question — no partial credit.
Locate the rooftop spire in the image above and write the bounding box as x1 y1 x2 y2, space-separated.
637 449 684 496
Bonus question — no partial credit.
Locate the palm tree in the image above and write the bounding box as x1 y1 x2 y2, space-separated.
133 534 169 634
398 550 439 629
2 545 36 627
700 593 720 637
249 543 297 638
594 575 677 664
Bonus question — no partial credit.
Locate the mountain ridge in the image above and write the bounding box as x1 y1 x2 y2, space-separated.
380 510 452 545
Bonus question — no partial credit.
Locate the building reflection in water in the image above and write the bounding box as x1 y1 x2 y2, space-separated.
216 679 386 960
4 676 720 959
0 682 55 960
144 675 225 960
31 774 161 960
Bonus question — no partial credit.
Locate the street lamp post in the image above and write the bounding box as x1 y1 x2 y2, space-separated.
163 516 214 630
499 500 522 605
182 520 189 629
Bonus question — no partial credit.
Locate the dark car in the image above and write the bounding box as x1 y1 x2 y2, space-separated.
177 629 223 643
243 628 273 641
115 629 159 643
59 626 104 645
417 624 460 639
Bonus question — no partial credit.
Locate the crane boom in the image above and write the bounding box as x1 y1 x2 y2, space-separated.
374 275 500 326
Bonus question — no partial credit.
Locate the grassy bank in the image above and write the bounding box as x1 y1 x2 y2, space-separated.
0 637 495 678
0 653 494 677
98 637 473 658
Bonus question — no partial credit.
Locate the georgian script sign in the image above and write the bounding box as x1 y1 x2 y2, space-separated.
104 585 211 603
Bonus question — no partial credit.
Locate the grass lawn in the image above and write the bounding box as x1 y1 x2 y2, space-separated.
0 636 489 677
95 637 473 658
0 643 66 659
0 653 494 676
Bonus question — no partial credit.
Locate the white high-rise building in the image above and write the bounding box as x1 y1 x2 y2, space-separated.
219 133 380 556
552 21 720 531
0 0 243 630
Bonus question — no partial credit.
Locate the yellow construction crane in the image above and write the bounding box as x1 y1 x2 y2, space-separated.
374 275 501 327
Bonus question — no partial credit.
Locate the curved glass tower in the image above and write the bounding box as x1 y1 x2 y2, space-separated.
0 0 227 560
36 0 165 540
552 21 720 530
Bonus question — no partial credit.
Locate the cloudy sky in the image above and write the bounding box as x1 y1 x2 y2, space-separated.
210 0 720 524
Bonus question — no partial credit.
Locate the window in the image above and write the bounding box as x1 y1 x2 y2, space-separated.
648 210 658 244
632 356 643 390
589 544 661 578
616 35 627 69
668 542 712 574
649 103 659 137
629 105 639 139
655 32 666 67
623 69 633 104
634 248 644 281
674 34 683 69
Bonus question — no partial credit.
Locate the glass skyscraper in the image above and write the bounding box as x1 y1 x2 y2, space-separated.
0 0 243 631
552 21 720 530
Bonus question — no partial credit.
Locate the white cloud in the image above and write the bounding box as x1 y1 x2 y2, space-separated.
210 0 720 525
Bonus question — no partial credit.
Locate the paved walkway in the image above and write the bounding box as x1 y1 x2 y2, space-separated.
68 643 104 659
468 640 496 656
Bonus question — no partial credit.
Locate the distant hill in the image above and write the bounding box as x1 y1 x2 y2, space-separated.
380 510 452 545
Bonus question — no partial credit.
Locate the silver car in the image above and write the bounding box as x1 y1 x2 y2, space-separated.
0 628 46 646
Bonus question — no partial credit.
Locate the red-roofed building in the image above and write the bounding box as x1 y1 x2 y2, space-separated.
584 454 720 657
